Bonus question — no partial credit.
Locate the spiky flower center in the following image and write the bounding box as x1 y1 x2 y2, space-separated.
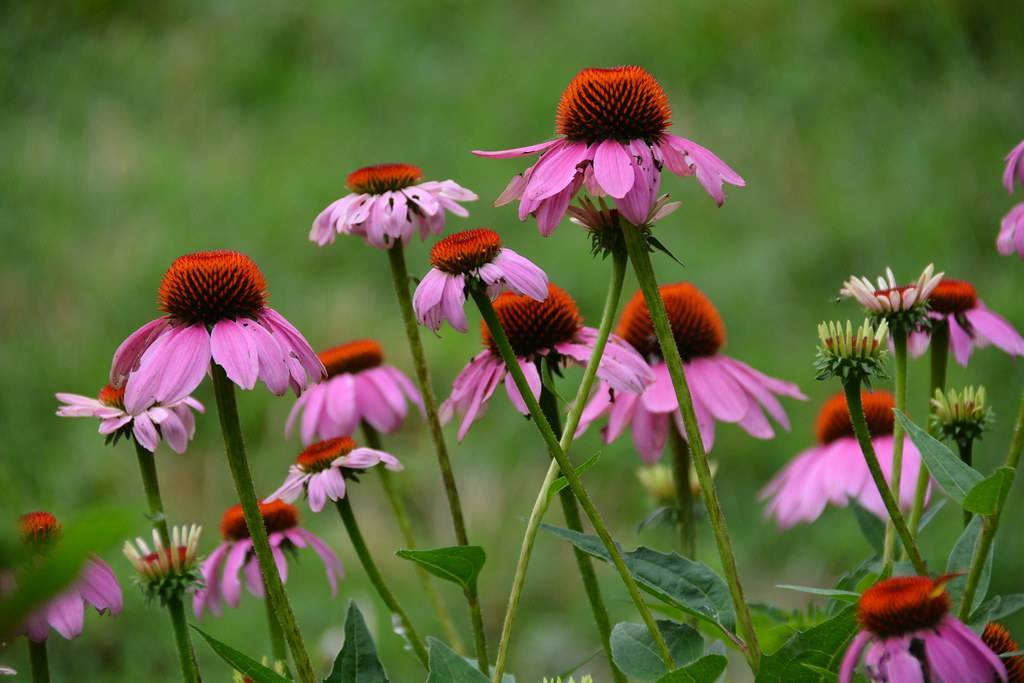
982 623 1024 683
158 251 267 326
482 284 582 358
19 511 61 544
220 500 298 541
98 383 126 410
928 279 977 316
429 229 502 274
319 340 384 378
297 437 355 473
858 576 950 638
815 390 895 444
346 163 423 194
617 283 725 361
556 66 671 144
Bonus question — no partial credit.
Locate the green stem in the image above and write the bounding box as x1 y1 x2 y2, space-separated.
882 331 908 568
843 381 928 575
668 428 696 559
361 423 464 654
621 224 759 670
539 370 627 683
958 440 974 529
958 393 1024 620
909 320 948 534
210 364 317 683
471 279 674 678
386 244 489 672
264 582 290 675
335 496 429 667
133 441 202 683
28 639 50 683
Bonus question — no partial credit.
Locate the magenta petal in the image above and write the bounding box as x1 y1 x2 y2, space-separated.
132 412 160 452
221 541 252 608
473 139 561 158
504 358 541 415
153 408 189 454
524 141 588 202
948 316 974 366
125 324 211 413
46 591 86 640
211 320 259 390
79 559 123 615
631 404 668 464
110 317 171 387
593 139 635 198
966 306 1024 356
294 529 343 595
838 631 870 683
245 319 291 395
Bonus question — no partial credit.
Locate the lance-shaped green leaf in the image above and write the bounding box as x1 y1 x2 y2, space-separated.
754 604 860 682
946 516 991 612
963 467 1015 516
426 638 489 683
192 626 289 683
547 451 601 500
655 654 728 682
395 546 485 594
541 524 736 633
848 500 884 555
324 601 390 683
610 620 703 680
895 410 983 505
970 594 1024 627
777 585 860 603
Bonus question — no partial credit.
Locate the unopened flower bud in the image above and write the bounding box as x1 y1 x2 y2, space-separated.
930 386 993 449
123 524 203 605
815 319 889 385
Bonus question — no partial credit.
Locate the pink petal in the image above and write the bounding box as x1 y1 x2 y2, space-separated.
211 320 259 390
110 317 172 387
966 305 1024 356
593 139 635 198
524 141 588 202
473 139 561 158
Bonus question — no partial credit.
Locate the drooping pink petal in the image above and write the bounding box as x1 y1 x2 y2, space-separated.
293 529 343 595
221 541 252 608
965 305 1024 357
685 357 749 422
413 268 451 331
504 358 542 415
132 412 160 452
110 317 172 387
1003 139 1024 194
78 559 122 615
473 139 561 159
593 139 635 198
152 408 189 454
948 315 974 366
838 631 871 683
492 249 549 300
193 542 230 618
210 320 259 390
615 141 660 225
324 374 358 437
534 178 581 236
244 319 291 395
630 404 669 464
46 591 86 640
524 141 588 202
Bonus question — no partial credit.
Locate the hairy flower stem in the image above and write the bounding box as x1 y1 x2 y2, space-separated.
958 393 1024 620
210 364 317 683
334 496 430 667
386 244 489 672
909 320 949 535
882 331 909 567
28 639 50 683
539 372 627 683
843 381 928 575
264 581 290 675
472 282 674 679
668 428 697 559
620 224 760 671
361 423 464 654
133 441 202 683
958 440 974 529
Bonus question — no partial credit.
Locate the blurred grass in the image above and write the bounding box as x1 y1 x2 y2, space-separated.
2 1 1023 680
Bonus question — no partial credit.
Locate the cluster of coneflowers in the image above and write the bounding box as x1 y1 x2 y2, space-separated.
4 65 1023 683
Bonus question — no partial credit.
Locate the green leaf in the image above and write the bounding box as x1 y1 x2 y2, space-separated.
848 500 884 555
192 626 290 683
547 451 601 500
324 601 390 683
755 604 859 682
946 516 991 613
638 506 678 532
918 500 946 533
655 654 728 682
395 546 485 593
610 620 703 679
542 524 736 633
963 467 1015 515
426 638 489 683
970 594 1024 627
894 410 983 505
777 585 860 602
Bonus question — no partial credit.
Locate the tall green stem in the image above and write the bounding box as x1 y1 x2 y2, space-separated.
668 429 696 559
843 381 928 575
958 440 974 529
621 224 760 670
335 496 429 667
385 244 489 672
361 423 464 654
28 639 50 683
471 279 674 679
882 330 908 567
958 393 1024 620
210 364 317 683
909 320 948 534
133 442 202 683
264 581 290 674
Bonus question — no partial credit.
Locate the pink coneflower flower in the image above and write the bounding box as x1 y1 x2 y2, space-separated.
311 163 477 249
56 383 203 454
15 512 122 642
286 339 422 445
908 279 1024 366
1004 139 1024 194
413 228 548 332
577 283 804 462
998 203 1024 258
840 575 1007 682
440 283 653 440
111 251 325 411
760 390 929 529
193 501 342 618
266 437 402 513
474 66 744 235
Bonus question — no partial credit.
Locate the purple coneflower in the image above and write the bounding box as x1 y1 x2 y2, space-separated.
997 203 1024 258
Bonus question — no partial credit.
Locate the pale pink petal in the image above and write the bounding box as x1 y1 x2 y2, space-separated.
152 408 188 454
965 305 1024 356
948 316 974 366
293 529 343 595
79 559 122 615
244 319 291 395
473 139 561 158
593 139 635 198
110 317 172 387
504 358 541 415
46 591 85 640
132 412 160 452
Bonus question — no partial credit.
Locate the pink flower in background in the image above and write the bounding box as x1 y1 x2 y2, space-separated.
110 251 325 410
15 512 122 642
997 203 1024 258
267 437 402 513
907 279 1024 366
474 66 744 235
840 575 1006 683
311 163 477 248
1003 139 1024 194
577 283 804 462
760 390 929 528
286 339 422 445
193 501 342 618
441 283 654 441
56 383 203 454
413 228 548 332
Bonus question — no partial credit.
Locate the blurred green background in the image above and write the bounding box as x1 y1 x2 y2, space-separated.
3 1 1024 680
